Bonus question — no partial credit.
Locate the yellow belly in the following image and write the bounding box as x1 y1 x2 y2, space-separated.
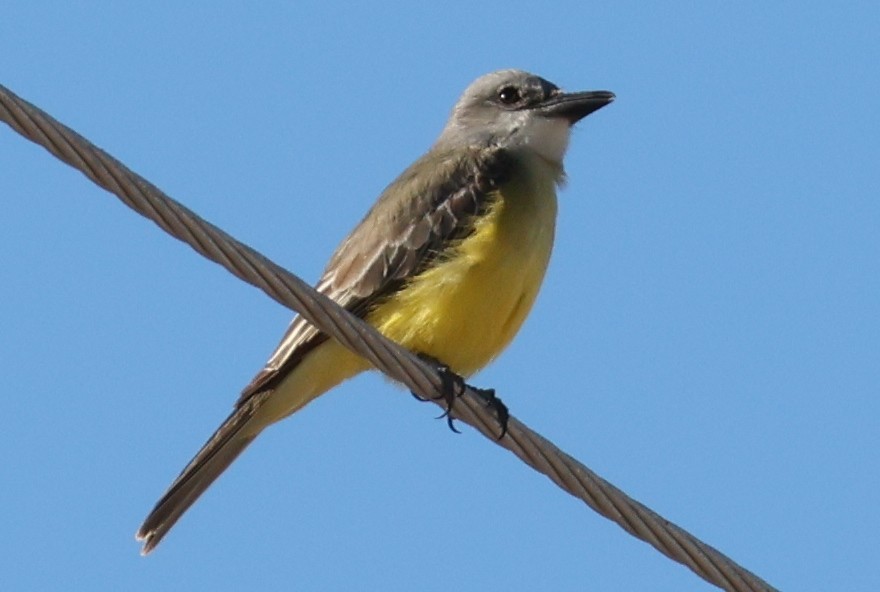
367 165 558 377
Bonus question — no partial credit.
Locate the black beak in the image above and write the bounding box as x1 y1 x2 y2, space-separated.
538 90 615 124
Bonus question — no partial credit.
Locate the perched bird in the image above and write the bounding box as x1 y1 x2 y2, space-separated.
136 69 614 554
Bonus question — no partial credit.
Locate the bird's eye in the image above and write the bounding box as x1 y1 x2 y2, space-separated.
497 86 521 105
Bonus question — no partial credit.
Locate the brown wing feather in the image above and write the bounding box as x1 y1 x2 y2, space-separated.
236 144 512 403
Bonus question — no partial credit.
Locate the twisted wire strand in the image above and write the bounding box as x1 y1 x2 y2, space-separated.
0 83 776 592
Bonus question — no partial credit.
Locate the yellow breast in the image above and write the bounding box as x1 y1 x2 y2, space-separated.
368 156 559 377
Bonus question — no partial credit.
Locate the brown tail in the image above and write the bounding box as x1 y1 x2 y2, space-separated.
136 391 270 554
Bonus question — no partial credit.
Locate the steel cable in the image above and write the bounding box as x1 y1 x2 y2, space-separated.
1 83 777 592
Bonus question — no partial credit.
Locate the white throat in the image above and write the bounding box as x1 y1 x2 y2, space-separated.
511 115 572 166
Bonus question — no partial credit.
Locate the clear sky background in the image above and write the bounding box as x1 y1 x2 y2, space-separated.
1 3 877 591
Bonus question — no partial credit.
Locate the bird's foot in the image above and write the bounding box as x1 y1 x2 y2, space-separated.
471 386 509 440
410 354 467 433
410 354 509 438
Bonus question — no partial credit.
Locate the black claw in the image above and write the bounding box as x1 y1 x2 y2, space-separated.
410 390 429 402
445 413 462 434
414 353 466 433
435 364 466 433
472 387 509 439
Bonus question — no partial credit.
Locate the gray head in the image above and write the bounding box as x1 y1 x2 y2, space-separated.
437 69 614 165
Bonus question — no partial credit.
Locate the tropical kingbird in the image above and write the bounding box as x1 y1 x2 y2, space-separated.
136 69 613 553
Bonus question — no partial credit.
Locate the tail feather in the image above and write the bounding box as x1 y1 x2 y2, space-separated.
136 391 269 554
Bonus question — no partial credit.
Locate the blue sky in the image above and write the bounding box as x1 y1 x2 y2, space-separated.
1 3 877 590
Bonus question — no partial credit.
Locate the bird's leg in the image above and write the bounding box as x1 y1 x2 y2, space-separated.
411 354 509 439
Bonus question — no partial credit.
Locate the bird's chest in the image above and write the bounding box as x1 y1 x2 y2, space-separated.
451 178 558 347
459 179 557 300
375 169 558 376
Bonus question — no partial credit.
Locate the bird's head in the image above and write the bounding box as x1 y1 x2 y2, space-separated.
438 69 614 165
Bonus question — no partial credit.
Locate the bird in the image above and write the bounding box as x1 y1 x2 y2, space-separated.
136 69 614 554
